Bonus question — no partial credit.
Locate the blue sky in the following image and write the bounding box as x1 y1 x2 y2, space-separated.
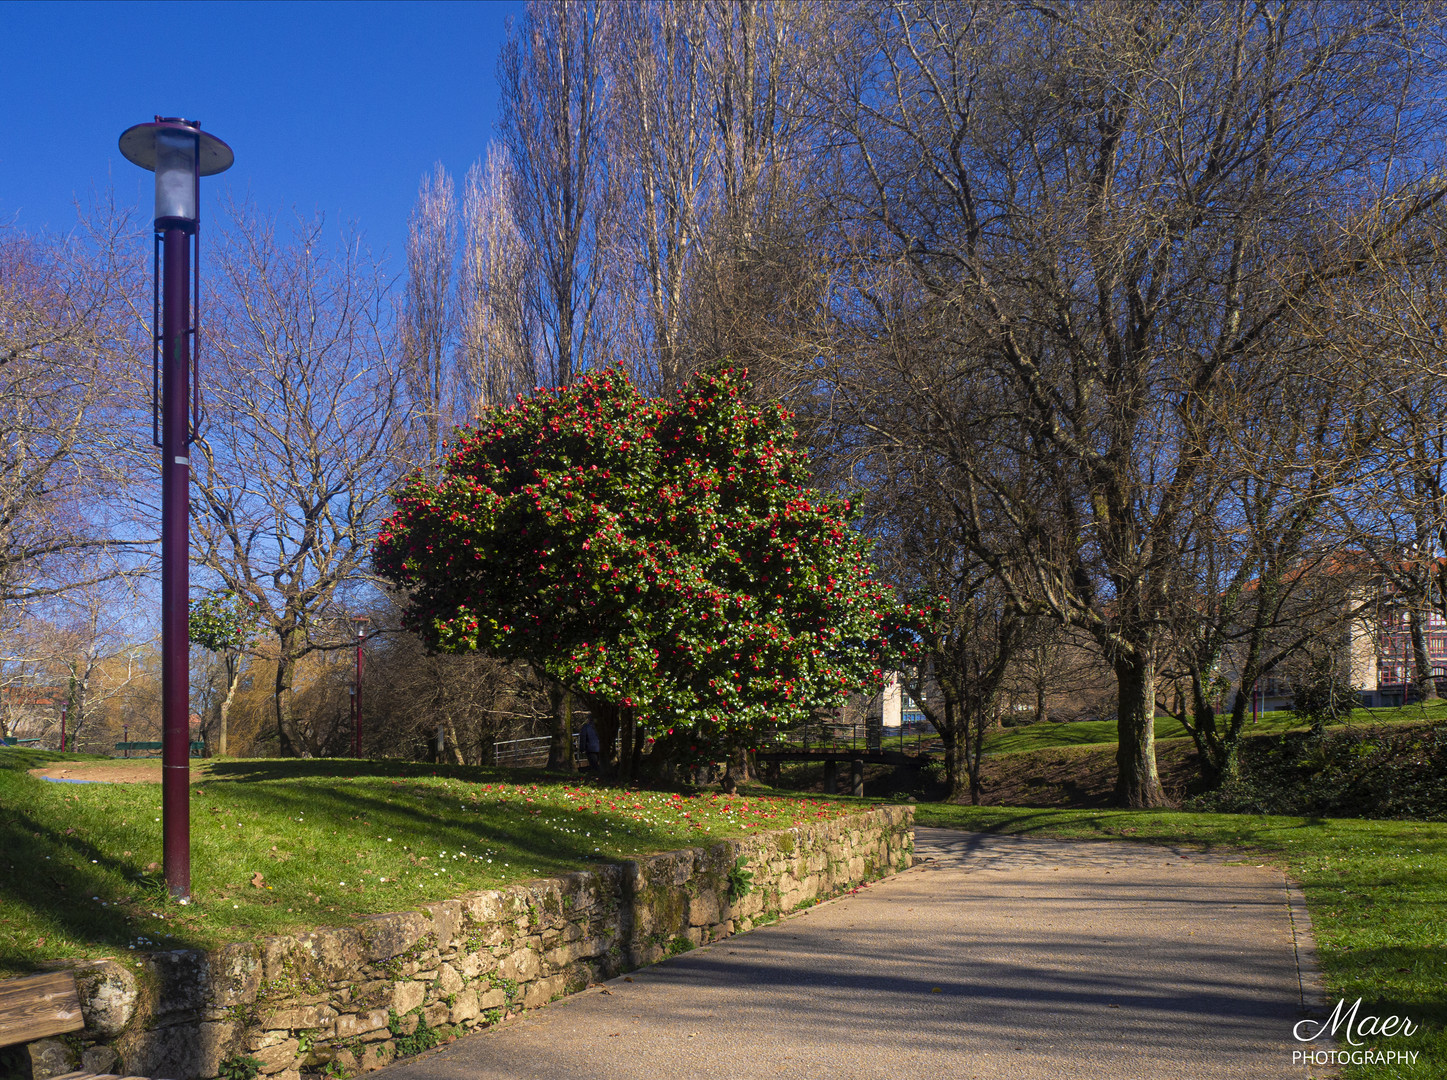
0 0 521 268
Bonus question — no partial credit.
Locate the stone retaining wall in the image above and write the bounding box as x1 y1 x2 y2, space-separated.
17 806 912 1080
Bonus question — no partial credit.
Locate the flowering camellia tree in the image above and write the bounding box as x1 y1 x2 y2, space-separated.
373 366 892 777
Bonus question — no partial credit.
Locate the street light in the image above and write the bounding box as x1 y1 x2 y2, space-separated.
119 117 233 901
353 617 369 757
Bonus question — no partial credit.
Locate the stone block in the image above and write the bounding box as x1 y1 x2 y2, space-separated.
127 1019 239 1080
80 1045 119 1075
254 1037 300 1073
333 1009 389 1039
72 959 139 1037
422 900 464 950
455 951 497 981
522 974 568 1009
436 962 463 994
391 979 426 1014
497 947 539 983
351 980 392 1008
291 927 366 979
24 1038 74 1079
423 1001 450 1028
459 888 528 926
477 988 508 1012
450 988 479 1023
149 949 211 1016
687 891 720 927
209 942 264 1006
266 1003 331 1029
358 911 431 962
359 1042 394 1071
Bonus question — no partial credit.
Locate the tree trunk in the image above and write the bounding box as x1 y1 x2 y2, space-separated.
275 630 306 757
547 688 577 772
1035 682 1049 725
1113 651 1167 807
1410 609 1439 701
218 668 240 757
618 708 635 784
630 720 646 777
939 697 967 801
445 718 466 765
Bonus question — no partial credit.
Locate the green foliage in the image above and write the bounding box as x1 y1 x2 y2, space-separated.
374 366 893 747
726 856 754 900
216 1053 263 1080
666 935 695 955
389 1008 444 1057
1187 723 1447 820
1290 653 1358 734
188 589 257 654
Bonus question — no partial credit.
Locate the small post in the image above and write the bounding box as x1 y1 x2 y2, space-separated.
851 758 864 797
353 616 368 757
124 724 129 758
823 758 837 795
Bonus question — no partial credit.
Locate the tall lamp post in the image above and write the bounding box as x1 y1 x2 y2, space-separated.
353 616 369 757
119 117 233 900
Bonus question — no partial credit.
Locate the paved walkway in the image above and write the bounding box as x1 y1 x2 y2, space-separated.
377 828 1325 1080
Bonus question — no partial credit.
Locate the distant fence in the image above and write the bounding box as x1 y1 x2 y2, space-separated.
768 718 937 756
493 732 583 768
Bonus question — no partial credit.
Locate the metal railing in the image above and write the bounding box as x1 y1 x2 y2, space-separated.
765 718 937 755
493 732 582 768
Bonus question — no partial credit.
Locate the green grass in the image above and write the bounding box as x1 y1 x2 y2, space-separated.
981 699 1447 755
912 803 1447 1080
0 749 860 979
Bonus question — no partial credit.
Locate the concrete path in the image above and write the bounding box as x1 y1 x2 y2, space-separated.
377 828 1325 1080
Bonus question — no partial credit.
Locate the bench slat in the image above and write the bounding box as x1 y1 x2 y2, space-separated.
0 971 84 1047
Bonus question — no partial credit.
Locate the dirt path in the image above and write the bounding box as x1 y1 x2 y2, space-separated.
27 760 206 784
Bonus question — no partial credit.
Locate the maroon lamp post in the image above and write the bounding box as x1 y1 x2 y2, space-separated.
119 117 233 901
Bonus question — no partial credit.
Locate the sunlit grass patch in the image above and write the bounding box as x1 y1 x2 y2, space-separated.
0 751 863 978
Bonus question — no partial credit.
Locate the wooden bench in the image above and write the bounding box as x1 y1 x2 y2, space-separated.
0 972 171 1079
0 971 84 1048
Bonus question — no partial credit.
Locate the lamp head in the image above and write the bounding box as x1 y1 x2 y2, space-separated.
118 117 233 230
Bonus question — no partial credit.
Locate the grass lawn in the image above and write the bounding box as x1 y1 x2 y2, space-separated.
911 803 1447 1080
0 749 862 980
981 698 1447 755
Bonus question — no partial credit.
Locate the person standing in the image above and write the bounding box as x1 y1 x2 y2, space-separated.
579 716 602 773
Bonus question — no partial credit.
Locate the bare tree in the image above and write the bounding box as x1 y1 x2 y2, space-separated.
193 204 408 757
401 164 459 469
0 221 140 611
497 0 620 388
605 1 712 394
458 149 536 412
822 0 1447 806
